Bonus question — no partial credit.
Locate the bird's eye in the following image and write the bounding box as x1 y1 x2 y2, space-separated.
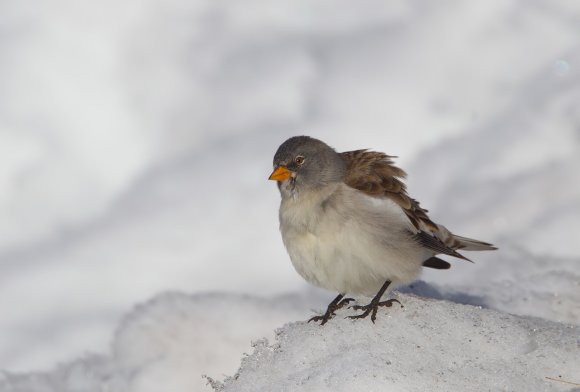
295 156 305 165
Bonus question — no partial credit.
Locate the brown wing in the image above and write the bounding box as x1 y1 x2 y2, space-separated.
340 149 438 233
340 149 495 260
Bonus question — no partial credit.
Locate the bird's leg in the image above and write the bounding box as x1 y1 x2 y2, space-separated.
347 280 402 323
308 293 354 325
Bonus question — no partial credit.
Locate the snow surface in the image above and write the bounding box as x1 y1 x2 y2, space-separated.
2 293 578 392
0 292 328 392
1 0 580 391
216 294 580 392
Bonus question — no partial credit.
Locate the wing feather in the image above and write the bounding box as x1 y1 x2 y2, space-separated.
341 150 437 232
340 149 496 260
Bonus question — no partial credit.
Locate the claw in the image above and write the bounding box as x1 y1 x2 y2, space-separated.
337 298 354 307
308 315 328 324
347 299 402 323
308 294 354 325
346 280 402 323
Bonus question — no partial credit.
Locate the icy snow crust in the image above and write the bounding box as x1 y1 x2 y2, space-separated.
219 294 579 392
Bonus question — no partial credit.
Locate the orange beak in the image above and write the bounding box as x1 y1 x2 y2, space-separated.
268 166 293 181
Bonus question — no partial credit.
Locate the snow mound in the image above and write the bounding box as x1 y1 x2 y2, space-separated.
2 291 578 392
216 294 580 392
0 292 323 392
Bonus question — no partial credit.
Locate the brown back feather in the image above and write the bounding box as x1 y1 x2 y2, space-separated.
340 150 438 232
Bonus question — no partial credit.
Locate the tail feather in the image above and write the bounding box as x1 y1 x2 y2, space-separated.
435 224 497 252
422 256 451 270
452 234 497 251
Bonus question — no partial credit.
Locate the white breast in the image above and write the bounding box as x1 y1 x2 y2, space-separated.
279 184 429 296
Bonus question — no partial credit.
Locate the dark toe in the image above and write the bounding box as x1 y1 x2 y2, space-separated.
338 297 355 307
379 299 402 308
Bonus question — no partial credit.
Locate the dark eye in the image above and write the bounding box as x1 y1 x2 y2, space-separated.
295 155 305 165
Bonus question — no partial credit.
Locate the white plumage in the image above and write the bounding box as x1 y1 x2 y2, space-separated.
279 183 432 296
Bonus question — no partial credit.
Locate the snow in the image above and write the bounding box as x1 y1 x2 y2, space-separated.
216 294 580 392
2 292 578 392
0 292 328 392
1 0 580 391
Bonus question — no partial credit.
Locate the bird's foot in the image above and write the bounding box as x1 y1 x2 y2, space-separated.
308 297 354 325
347 298 402 323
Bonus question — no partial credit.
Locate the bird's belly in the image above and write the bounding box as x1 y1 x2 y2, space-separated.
281 222 423 296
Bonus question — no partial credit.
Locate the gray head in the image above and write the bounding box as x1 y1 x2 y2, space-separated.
269 136 346 196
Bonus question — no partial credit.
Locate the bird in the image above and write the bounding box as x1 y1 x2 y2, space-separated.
268 136 496 324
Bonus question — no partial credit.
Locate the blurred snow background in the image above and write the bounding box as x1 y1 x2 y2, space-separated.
1 0 579 390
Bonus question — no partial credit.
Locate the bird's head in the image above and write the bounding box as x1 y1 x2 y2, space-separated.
269 136 346 197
